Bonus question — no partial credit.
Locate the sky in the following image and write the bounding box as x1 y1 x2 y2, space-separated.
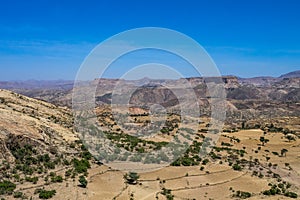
0 0 300 80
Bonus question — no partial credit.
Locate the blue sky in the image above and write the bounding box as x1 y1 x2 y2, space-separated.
0 0 299 80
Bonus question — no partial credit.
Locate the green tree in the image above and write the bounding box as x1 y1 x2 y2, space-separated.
38 189 56 199
79 176 88 188
0 180 16 195
124 172 140 185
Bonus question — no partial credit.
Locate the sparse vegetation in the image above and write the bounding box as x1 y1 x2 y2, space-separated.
13 191 25 198
262 182 298 198
171 140 203 166
103 131 168 154
233 191 251 199
72 158 91 174
161 188 174 200
0 85 299 199
124 172 140 185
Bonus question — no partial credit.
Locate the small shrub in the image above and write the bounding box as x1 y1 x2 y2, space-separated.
79 175 88 188
124 172 140 185
51 175 63 183
38 189 56 199
232 164 242 171
284 192 298 198
0 180 16 195
13 191 24 198
234 191 251 199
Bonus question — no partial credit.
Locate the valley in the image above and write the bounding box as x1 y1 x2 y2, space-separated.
0 71 299 199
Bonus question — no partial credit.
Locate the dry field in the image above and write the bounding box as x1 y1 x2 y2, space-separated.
78 129 299 200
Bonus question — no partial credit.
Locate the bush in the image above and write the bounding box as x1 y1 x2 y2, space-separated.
161 188 174 200
221 142 233 147
51 175 63 183
65 169 72 177
209 152 221 159
124 172 140 184
234 191 251 199
232 164 242 171
73 158 90 174
25 176 39 184
13 191 24 198
38 189 56 199
170 159 181 166
263 188 277 195
81 151 92 160
202 159 209 165
0 180 16 195
181 157 197 166
79 175 88 188
44 161 56 169
284 192 298 198
170 156 199 166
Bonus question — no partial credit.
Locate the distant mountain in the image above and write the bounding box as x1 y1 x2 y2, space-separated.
0 80 74 90
238 76 277 86
279 70 300 78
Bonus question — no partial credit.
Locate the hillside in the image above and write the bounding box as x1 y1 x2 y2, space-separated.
0 89 94 200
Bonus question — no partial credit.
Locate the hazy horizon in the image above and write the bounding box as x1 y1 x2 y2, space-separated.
0 69 299 82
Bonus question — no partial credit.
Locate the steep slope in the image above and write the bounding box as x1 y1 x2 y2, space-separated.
0 89 93 199
0 89 77 145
